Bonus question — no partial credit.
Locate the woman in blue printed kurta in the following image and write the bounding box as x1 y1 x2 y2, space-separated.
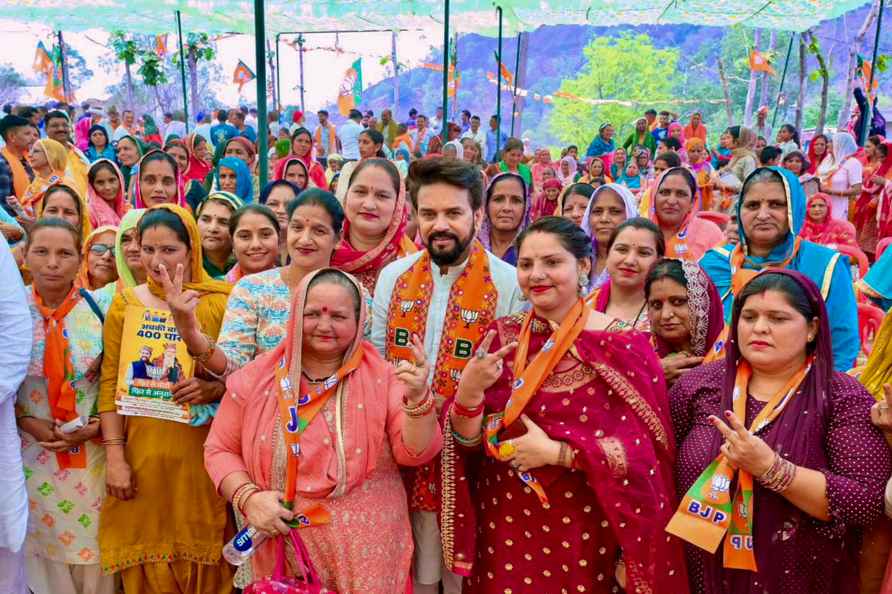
699 166 859 371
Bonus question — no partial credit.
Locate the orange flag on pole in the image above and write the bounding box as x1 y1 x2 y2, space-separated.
337 58 363 116
749 50 776 76
233 60 255 92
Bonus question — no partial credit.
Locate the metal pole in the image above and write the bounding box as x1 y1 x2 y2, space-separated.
441 0 450 140
495 6 503 161
391 30 399 113
56 31 71 103
770 32 795 131
175 10 190 134
510 32 521 137
297 34 305 114
255 0 269 188
862 0 885 144
275 33 281 112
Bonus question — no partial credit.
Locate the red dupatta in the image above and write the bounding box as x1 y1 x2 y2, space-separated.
801 193 857 248
182 134 212 183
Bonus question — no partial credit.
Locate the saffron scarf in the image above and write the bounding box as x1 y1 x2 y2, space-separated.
22 138 68 211
86 159 129 228
385 241 498 399
0 145 31 198
331 180 415 292
483 299 589 505
666 356 812 571
77 225 119 290
33 285 87 470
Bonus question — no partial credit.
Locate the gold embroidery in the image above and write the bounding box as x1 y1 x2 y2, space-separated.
440 415 459 571
592 362 669 451
541 361 597 393
596 437 628 478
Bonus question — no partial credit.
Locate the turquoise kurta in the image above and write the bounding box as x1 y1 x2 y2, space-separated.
699 166 860 372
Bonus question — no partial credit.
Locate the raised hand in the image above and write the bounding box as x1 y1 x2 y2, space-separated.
158 263 201 339
456 330 517 403
393 333 430 404
710 410 775 476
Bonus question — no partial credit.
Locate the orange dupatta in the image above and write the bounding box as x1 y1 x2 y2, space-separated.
483 299 590 505
1 146 30 198
33 285 87 469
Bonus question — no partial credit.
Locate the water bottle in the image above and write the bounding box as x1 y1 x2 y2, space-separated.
222 525 268 566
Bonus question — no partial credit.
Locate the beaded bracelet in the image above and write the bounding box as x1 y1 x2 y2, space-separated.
452 428 483 447
453 400 484 418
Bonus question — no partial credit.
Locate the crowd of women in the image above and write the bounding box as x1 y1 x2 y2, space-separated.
2 104 892 594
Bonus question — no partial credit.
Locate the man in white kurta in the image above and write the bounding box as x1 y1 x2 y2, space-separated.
0 233 34 594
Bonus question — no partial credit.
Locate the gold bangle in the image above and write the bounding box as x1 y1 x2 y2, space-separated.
102 438 126 446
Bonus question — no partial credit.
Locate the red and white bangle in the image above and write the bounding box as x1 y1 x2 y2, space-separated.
452 400 484 418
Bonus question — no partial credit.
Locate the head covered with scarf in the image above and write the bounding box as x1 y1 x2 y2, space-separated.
37 181 93 241
77 225 119 290
273 156 310 190
800 192 856 247
216 156 254 202
736 166 806 264
115 208 146 288
477 171 531 265
86 159 129 228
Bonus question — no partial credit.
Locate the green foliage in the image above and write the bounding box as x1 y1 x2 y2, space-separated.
0 63 26 105
110 32 140 66
187 33 215 62
803 89 843 130
138 53 168 87
548 33 678 149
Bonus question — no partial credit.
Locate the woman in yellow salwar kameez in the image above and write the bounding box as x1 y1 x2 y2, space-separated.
97 204 234 594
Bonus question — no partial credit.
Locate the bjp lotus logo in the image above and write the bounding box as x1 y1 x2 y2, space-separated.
460 309 479 327
400 300 415 314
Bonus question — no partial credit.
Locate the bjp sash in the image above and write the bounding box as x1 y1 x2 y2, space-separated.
666 357 811 571
33 286 87 470
385 241 498 510
484 299 589 505
274 345 363 527
1 146 31 199
729 237 802 298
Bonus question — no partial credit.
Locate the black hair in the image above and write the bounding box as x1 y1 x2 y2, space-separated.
290 126 312 143
285 188 345 236
461 109 471 118
88 160 120 187
663 137 682 151
26 217 82 253
409 108 418 116
659 110 671 117
780 123 800 147
645 109 657 116
657 167 697 202
217 110 228 123
565 183 596 202
317 109 329 117
516 216 592 262
140 150 180 177
229 203 281 238
607 217 666 256
471 115 480 121
567 144 578 152
406 157 484 211
654 151 682 168
44 110 69 126
644 258 686 299
328 172 341 193
359 128 386 158
348 109 362 120
736 272 817 350
503 137 524 153
307 269 362 320
137 208 191 249
43 184 83 219
759 145 782 165
348 158 401 196
0 115 30 141
280 159 309 189
258 179 302 205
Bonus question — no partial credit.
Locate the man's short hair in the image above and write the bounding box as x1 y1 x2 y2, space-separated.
317 109 329 117
654 151 682 168
659 110 670 117
645 109 657 116
461 110 471 118
759 145 782 165
349 109 362 120
663 137 682 151
45 110 70 125
471 115 480 121
0 115 30 141
406 157 484 211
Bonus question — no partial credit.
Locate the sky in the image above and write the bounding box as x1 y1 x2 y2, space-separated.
0 19 440 112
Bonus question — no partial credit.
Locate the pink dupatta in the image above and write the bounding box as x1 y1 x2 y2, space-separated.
87 159 130 228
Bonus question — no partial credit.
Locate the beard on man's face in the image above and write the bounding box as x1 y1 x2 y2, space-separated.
425 222 476 267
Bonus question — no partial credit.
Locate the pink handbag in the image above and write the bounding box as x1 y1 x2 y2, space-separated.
243 529 333 594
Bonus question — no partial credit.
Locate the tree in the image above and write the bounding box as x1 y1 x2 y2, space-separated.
548 33 678 149
804 30 831 135
0 64 26 106
176 33 215 117
138 52 170 113
743 29 762 127
110 32 140 110
837 0 881 128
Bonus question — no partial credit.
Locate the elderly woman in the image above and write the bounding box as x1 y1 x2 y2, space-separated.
444 215 690 593
331 158 416 291
215 157 253 203
224 204 282 284
712 126 758 208
651 167 724 261
823 131 863 220
16 219 114 594
205 268 442 592
98 205 234 593
77 225 119 290
645 258 725 387
556 182 595 227
114 209 147 290
669 270 891 593
701 166 859 371
587 217 665 330
580 183 637 290
477 172 530 265
799 192 857 249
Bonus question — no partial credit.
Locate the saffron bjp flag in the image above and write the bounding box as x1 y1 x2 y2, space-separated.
337 58 363 116
858 55 879 101
749 50 776 76
33 41 53 75
232 60 255 92
155 34 168 57
499 60 514 86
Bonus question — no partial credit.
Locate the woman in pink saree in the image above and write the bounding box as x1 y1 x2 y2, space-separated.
205 268 442 592
443 216 689 593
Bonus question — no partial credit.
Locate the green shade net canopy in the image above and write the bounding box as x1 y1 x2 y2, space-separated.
0 0 871 34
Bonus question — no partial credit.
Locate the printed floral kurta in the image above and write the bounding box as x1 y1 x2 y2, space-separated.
17 289 111 564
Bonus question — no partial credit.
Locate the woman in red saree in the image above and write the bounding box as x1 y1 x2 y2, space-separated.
799 192 858 249
443 216 690 593
331 158 416 292
854 136 892 255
